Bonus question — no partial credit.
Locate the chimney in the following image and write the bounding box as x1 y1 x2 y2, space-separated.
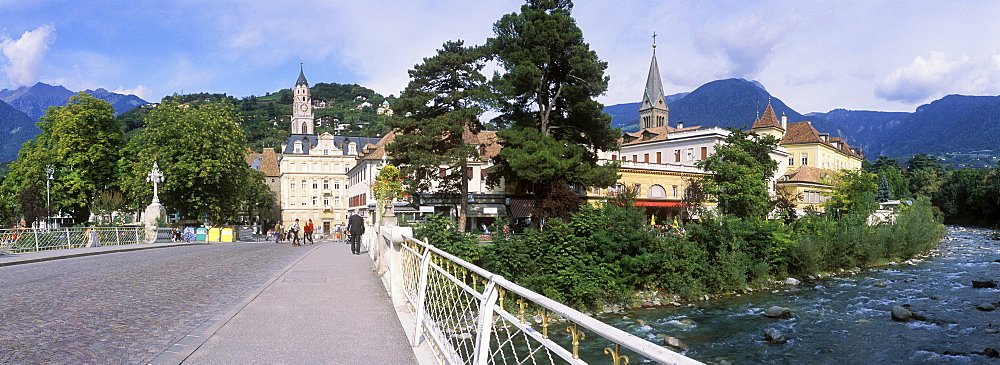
676 121 684 129
781 114 787 129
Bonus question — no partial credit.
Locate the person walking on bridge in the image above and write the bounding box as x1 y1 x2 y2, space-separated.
289 219 301 246
347 210 365 255
304 219 315 244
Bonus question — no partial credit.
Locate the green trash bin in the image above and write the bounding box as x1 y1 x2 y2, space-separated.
195 227 208 241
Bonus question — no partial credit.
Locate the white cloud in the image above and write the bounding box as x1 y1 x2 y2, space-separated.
0 24 56 87
694 15 784 79
113 84 153 101
876 52 1000 104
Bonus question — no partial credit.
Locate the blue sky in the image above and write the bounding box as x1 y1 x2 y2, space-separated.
2 1 1000 113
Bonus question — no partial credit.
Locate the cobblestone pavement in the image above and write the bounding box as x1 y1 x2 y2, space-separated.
0 242 309 364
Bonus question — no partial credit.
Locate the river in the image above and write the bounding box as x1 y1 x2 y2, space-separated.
597 226 1000 364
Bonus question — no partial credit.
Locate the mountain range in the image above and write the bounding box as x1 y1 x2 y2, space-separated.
604 78 1000 160
0 82 148 163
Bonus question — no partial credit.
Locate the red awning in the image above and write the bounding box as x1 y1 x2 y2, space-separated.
509 198 535 217
634 201 686 207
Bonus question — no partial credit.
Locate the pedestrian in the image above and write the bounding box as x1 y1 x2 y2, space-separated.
304 219 315 244
274 221 283 243
347 210 365 255
333 224 341 242
340 222 348 244
289 219 301 246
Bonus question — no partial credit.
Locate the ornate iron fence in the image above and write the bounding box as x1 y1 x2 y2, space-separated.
0 227 173 254
369 226 702 365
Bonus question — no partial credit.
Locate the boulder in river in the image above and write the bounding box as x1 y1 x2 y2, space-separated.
783 277 801 286
663 336 689 351
976 303 997 312
983 348 1000 358
763 328 787 344
891 306 912 321
972 280 997 288
763 306 792 319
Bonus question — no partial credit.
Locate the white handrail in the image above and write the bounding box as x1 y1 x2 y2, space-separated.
374 226 703 365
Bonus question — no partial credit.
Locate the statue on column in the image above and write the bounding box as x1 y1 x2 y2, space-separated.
143 162 166 238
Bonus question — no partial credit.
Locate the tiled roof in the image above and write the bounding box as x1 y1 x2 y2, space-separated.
782 122 863 159
752 104 783 130
781 165 831 184
621 125 704 145
463 129 500 161
244 147 281 177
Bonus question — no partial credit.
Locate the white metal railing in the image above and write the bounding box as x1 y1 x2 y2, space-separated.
0 227 173 254
368 226 703 365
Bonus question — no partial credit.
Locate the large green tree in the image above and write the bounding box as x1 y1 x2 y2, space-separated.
823 169 878 216
0 93 124 225
122 98 262 223
389 40 487 231
696 129 780 219
486 0 620 222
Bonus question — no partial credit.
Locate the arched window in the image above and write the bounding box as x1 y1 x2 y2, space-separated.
301 122 308 133
348 142 357 155
293 141 303 153
648 185 666 199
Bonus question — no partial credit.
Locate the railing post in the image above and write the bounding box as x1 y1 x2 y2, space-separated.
65 228 72 249
33 229 39 252
472 277 500 365
412 245 433 345
115 227 121 245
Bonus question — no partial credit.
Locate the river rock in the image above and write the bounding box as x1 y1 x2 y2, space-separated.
635 319 647 326
972 280 997 288
911 312 927 321
763 328 787 344
663 336 689 351
984 348 1000 358
784 277 801 286
763 306 792 319
874 282 888 288
976 303 997 312
891 306 913 321
679 318 697 326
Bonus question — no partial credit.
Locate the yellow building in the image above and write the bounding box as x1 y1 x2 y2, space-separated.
751 104 865 210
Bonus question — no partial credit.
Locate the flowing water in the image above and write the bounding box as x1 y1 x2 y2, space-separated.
597 226 1000 364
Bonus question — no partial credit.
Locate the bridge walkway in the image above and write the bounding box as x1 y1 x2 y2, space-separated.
0 239 433 364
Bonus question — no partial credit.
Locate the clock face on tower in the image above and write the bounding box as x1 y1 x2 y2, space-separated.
300 104 308 112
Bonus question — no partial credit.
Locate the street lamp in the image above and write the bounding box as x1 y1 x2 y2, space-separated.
45 165 54 229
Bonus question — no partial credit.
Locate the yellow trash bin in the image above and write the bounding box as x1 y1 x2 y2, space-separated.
221 228 234 242
208 227 221 242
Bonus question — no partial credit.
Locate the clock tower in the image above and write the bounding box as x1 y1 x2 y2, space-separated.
291 64 314 135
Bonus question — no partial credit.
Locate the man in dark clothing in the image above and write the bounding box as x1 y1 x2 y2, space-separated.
347 210 365 255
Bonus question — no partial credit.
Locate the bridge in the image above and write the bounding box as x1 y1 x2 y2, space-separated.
0 226 702 364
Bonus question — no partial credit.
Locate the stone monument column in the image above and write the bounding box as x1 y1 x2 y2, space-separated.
143 162 165 242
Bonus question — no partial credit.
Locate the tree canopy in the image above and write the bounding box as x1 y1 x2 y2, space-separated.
696 129 780 219
486 0 619 220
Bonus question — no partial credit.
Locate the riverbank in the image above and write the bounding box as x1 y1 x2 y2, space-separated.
596 226 1000 364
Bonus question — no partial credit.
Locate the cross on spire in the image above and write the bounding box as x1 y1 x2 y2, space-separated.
652 32 657 49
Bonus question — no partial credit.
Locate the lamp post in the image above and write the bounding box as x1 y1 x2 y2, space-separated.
45 165 54 229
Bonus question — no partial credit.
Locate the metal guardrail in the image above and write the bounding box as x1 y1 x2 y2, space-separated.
369 226 703 365
0 227 173 254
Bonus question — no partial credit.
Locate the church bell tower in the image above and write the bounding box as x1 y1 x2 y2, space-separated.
639 35 669 130
291 63 315 135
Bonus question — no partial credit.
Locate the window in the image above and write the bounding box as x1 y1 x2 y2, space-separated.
344 164 349 173
674 150 681 162
612 154 617 161
312 196 318 205
323 197 330 206
323 180 329 189
334 163 339 172
643 153 649 163
686 148 694 162
301 180 307 189
312 163 318 172
323 149 329 155
802 153 809 166
649 185 666 198
312 180 318 189
289 162 295 172
634 184 642 196
466 167 473 180
439 168 447 178
290 181 296 190
672 185 678 197
334 181 340 190
632 155 637 162
334 197 341 206
348 142 357 155
656 152 661 164
788 156 794 166
293 141 303 153
701 146 708 160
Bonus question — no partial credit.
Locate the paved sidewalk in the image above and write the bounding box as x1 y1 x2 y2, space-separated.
161 239 425 364
1 239 432 364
